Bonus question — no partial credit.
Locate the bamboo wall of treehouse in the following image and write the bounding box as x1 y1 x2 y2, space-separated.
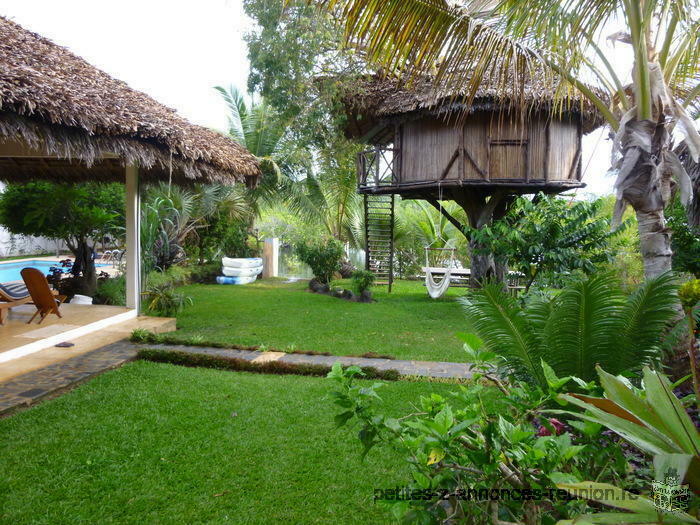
395 111 581 186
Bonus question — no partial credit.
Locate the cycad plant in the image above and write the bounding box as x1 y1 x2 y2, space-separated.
461 273 679 387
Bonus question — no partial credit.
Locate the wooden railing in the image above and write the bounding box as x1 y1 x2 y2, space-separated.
357 147 399 189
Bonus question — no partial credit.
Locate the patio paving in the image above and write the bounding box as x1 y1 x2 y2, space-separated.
0 342 473 416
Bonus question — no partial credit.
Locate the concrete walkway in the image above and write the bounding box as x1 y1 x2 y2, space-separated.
0 342 472 416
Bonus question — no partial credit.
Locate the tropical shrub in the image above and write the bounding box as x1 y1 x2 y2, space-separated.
679 279 700 311
668 199 700 278
327 356 635 524
193 213 253 263
460 273 679 386
94 275 126 306
141 183 251 272
141 270 193 317
295 237 343 284
470 195 624 291
351 270 375 294
141 282 192 317
188 262 220 284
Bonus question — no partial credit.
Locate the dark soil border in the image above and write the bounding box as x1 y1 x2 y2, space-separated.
136 348 401 380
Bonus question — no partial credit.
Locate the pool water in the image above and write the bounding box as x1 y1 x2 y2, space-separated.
0 260 107 283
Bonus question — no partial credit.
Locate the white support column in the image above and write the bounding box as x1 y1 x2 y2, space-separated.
125 165 141 312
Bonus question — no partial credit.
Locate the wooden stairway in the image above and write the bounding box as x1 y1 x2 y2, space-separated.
363 194 395 292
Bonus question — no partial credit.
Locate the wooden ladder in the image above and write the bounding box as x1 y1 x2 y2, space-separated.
364 194 395 292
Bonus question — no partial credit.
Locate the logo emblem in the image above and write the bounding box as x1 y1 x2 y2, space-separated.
652 468 691 514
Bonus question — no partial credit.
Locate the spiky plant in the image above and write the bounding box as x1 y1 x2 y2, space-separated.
461 273 680 387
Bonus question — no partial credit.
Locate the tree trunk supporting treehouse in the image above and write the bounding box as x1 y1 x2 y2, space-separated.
427 190 513 286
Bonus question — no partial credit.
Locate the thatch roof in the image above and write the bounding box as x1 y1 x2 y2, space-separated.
0 16 260 185
337 72 607 140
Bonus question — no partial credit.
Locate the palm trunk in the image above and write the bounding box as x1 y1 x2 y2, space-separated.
635 209 673 279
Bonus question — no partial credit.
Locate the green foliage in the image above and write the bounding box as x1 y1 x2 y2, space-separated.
94 276 126 306
327 359 634 523
192 212 253 263
282 138 363 247
0 181 124 294
129 328 154 344
679 279 700 310
471 195 624 290
187 262 220 284
142 269 193 317
351 270 375 294
553 366 700 520
460 273 680 387
0 181 124 242
214 85 295 212
668 198 700 278
141 183 251 272
295 238 344 284
244 0 364 248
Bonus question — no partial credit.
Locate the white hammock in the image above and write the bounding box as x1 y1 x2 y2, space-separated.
425 267 452 299
424 246 455 299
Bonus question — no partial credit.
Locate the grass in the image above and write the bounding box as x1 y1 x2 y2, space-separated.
170 279 469 362
0 253 57 262
0 361 458 524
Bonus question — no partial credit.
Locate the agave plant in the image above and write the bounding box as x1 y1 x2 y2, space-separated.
460 273 679 387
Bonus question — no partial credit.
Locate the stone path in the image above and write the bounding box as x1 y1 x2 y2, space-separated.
0 341 136 415
0 342 472 415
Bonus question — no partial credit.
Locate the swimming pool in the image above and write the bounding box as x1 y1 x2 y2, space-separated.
0 260 107 283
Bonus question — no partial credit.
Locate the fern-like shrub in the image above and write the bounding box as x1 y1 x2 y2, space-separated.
460 273 679 386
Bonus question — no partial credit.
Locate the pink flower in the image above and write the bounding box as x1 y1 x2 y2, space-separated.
537 418 565 436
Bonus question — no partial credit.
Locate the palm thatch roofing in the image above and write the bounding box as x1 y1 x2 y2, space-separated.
0 16 260 185
337 72 607 140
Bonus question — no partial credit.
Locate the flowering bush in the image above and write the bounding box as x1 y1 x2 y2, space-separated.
327 348 638 524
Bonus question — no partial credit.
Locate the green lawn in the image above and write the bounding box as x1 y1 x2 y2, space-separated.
171 279 469 362
0 361 456 524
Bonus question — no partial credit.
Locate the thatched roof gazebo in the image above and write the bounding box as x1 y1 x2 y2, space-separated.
333 72 605 289
0 16 261 312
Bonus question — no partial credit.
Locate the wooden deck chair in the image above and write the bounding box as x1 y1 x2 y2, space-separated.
0 282 30 302
21 268 67 324
0 282 33 325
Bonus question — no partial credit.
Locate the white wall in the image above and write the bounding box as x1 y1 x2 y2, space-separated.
0 229 60 258
0 182 63 258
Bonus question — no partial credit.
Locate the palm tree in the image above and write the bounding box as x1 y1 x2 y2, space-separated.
322 0 700 279
215 85 289 212
284 146 363 248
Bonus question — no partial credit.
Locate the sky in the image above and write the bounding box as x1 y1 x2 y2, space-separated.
0 0 619 196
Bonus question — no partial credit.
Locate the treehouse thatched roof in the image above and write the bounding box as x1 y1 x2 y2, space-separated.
338 72 607 140
0 16 260 185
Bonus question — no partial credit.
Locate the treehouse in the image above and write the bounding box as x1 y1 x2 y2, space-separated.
338 74 605 290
